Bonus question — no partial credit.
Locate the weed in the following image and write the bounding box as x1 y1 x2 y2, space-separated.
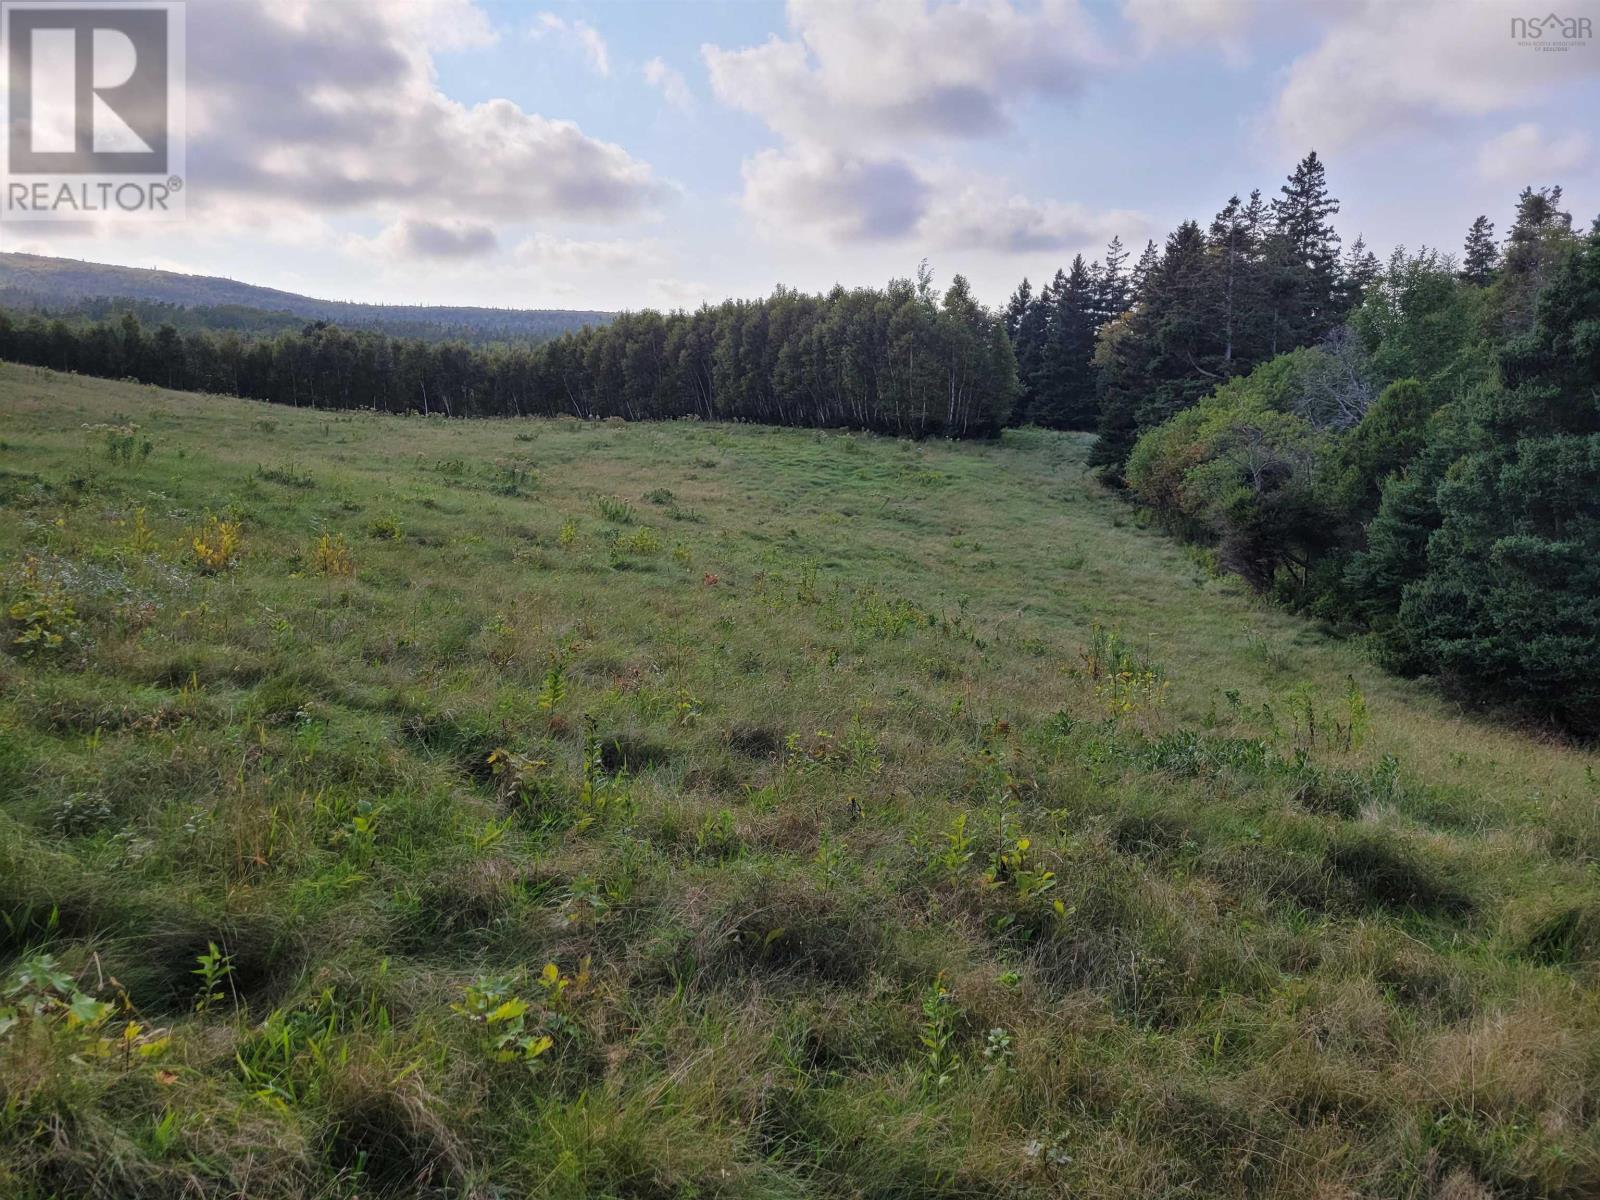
191 514 242 572
365 513 404 541
1343 675 1370 750
595 496 636 524
919 975 961 1088
538 660 567 712
452 962 587 1073
621 526 661 555
256 464 315 489
5 556 80 655
934 811 974 880
97 422 153 465
982 1027 1014 1074
312 531 356 577
487 747 550 806
193 942 235 1013
128 506 157 553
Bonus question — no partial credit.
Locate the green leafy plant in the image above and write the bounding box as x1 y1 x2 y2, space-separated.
451 977 553 1070
990 836 1058 905
538 660 567 712
311 532 355 577
6 557 80 655
0 953 166 1067
982 1026 1014 1074
595 496 636 524
365 513 404 540
193 942 235 1014
191 514 243 573
935 811 973 879
919 976 961 1088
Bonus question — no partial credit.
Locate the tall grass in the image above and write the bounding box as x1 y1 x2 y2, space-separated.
0 364 1597 1198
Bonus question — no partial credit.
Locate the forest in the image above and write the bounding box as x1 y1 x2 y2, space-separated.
1005 157 1598 735
0 267 1016 439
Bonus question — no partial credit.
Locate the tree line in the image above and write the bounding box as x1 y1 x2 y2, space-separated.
0 267 1016 439
1111 181 1598 733
1003 152 1382 455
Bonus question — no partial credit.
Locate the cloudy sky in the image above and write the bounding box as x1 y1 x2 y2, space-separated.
7 0 1598 311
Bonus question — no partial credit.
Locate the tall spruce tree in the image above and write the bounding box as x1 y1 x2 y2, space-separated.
1207 194 1254 368
1142 220 1225 426
1461 215 1500 286
1003 277 1032 342
1130 240 1160 300
1100 235 1131 322
1035 255 1099 429
1092 222 1223 475
1266 151 1342 353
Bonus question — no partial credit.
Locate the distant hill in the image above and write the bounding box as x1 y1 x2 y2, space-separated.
0 252 612 344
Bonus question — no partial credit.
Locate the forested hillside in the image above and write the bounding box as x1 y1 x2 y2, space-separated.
0 253 610 345
0 267 1016 438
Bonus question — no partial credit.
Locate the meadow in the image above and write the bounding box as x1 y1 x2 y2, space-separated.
2 361 1598 1199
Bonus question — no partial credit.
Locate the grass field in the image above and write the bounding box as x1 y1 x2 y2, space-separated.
2 361 1599 1200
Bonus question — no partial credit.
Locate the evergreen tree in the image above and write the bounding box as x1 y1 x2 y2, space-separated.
1003 277 1032 343
1099 235 1131 322
1338 235 1381 312
1207 194 1256 368
1130 240 1160 300
1389 233 1600 730
1141 221 1225 426
1266 151 1342 352
1461 215 1500 286
1493 185 1578 334
1093 222 1222 475
1034 255 1099 429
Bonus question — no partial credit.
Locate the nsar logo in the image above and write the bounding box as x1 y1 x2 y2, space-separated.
1510 11 1594 50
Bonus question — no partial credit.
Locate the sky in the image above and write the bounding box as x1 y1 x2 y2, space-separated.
4 0 1598 312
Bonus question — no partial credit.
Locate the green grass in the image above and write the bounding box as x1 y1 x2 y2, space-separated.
2 361 1598 1199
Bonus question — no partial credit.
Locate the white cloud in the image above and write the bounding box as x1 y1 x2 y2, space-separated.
338 228 674 304
1121 0 1258 58
1476 123 1591 185
645 277 719 310
643 57 694 111
707 1 1132 258
532 12 611 77
741 147 929 242
511 233 670 274
739 147 1144 255
1274 0 1600 152
703 0 1105 150
362 218 500 260
919 172 1147 254
179 0 661 241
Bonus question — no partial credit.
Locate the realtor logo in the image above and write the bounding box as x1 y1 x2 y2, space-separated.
1 1 185 221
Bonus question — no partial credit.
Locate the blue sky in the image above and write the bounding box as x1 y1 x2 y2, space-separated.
7 0 1598 311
